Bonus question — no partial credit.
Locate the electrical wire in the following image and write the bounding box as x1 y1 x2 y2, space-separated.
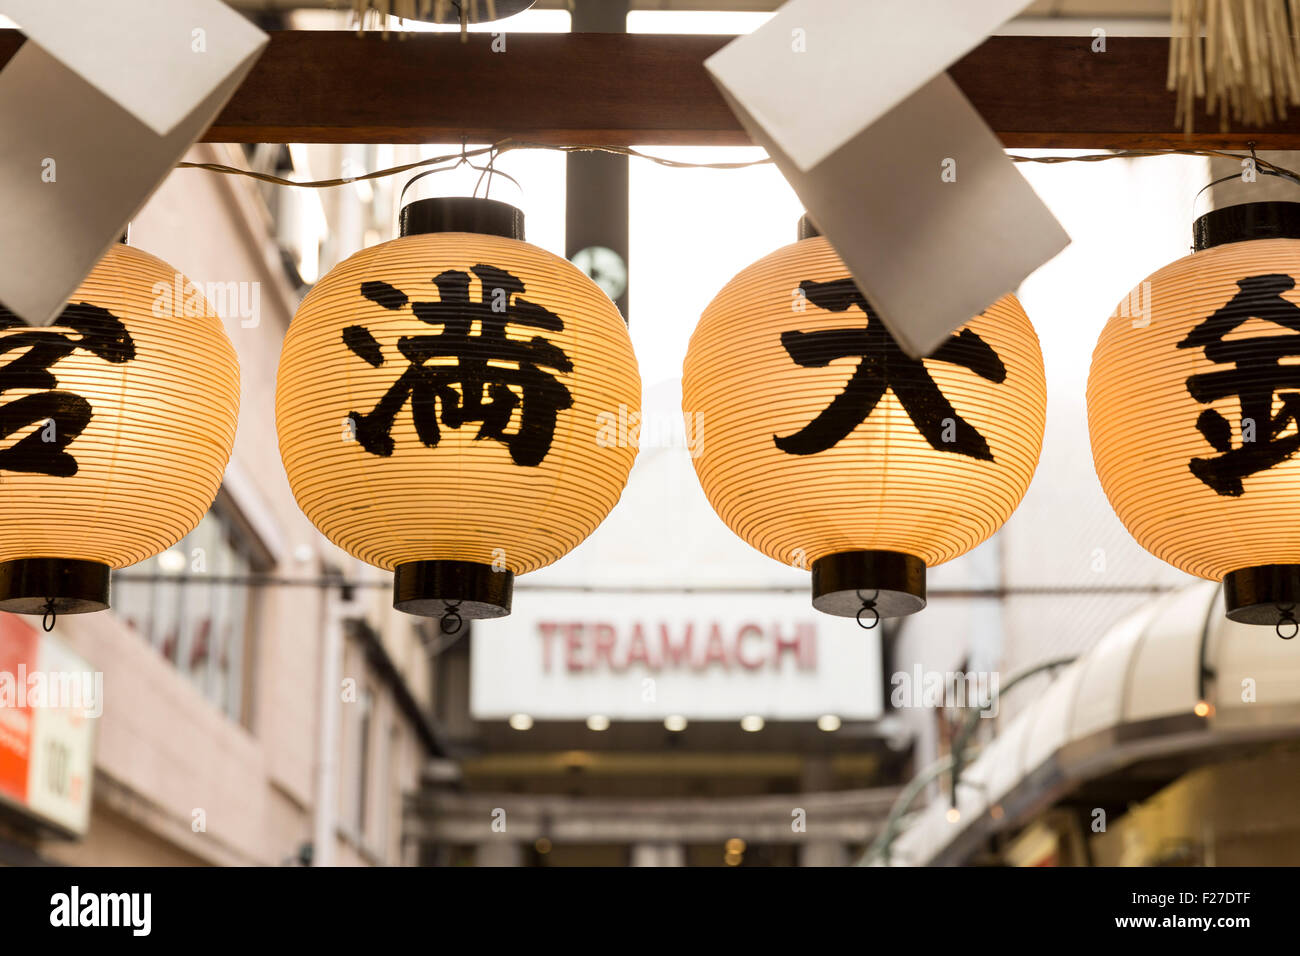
176 139 1300 190
1012 146 1300 183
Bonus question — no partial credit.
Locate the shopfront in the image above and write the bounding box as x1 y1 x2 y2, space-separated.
0 614 95 862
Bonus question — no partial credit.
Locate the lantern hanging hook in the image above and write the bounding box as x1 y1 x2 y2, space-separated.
397 138 522 209
397 138 474 207
1276 604 1297 640
41 598 56 633
855 591 880 631
440 601 464 636
470 148 520 198
1190 142 1300 233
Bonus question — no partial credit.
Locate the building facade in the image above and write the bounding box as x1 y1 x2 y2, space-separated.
0 143 436 867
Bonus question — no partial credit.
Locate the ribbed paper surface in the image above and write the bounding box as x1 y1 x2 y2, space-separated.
682 236 1045 568
276 233 641 574
1089 238 1300 580
0 244 240 567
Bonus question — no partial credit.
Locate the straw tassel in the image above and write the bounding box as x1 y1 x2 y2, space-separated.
350 0 496 38
1172 0 1300 132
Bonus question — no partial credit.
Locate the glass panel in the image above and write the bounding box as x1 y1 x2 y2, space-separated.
110 501 262 726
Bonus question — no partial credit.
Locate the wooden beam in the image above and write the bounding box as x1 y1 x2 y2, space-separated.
3 30 1300 148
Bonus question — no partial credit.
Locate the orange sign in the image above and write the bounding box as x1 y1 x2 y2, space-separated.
0 614 38 805
0 615 94 835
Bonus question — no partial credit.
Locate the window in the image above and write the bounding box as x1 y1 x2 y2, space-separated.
354 689 374 837
380 723 399 860
113 498 268 725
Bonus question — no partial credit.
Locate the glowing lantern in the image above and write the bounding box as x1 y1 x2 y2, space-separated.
276 197 640 626
682 217 1046 623
0 242 240 622
1088 201 1300 636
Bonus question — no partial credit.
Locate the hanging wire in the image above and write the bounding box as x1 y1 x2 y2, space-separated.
177 140 781 190
177 140 1300 192
473 144 506 198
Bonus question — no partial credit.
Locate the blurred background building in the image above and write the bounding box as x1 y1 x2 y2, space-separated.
3 0 1300 867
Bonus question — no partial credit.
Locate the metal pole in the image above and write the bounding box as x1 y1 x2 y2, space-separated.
566 0 631 320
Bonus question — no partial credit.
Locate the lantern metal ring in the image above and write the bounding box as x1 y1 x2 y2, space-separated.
856 600 880 631
1277 606 1298 641
440 603 464 636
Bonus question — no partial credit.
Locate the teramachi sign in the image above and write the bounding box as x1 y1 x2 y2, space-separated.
538 619 816 674
471 591 882 721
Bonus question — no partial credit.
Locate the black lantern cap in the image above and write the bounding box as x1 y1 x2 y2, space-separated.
1193 201 1300 251
811 550 926 622
0 558 111 616
797 214 821 241
399 197 524 241
1223 564 1300 635
393 560 513 622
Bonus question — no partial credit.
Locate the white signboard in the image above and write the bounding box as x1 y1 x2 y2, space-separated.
471 590 882 721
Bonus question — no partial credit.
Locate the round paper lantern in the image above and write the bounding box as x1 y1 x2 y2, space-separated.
1088 200 1300 633
0 242 240 620
683 217 1046 622
277 197 640 624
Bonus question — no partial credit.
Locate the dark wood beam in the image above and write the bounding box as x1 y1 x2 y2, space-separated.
3 30 1299 148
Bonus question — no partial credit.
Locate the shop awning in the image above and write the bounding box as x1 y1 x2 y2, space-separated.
888 582 1300 866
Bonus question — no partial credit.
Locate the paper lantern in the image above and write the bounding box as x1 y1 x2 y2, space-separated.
0 242 240 621
683 217 1046 623
277 197 640 625
1089 200 1300 635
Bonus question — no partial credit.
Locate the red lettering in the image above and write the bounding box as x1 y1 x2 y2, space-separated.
563 623 585 672
591 622 617 671
545 619 818 675
799 623 817 670
661 622 693 669
734 623 764 670
625 622 658 670
539 621 558 673
699 622 729 670
772 624 803 670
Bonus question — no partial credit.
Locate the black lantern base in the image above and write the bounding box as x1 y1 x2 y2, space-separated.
393 560 513 620
1223 565 1300 627
811 550 926 620
0 558 111 615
